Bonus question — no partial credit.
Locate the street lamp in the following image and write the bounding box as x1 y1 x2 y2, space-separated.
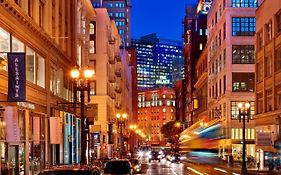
116 113 127 158
238 102 251 175
71 67 95 164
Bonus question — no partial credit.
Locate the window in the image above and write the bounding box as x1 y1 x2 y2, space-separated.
28 0 33 17
39 1 45 28
277 12 281 34
232 17 255 36
90 81 96 96
232 73 254 92
199 43 203 50
275 46 281 71
37 54 45 88
265 21 272 42
232 45 254 64
276 85 281 110
257 93 263 114
12 36 24 52
26 47 45 87
231 101 255 120
0 27 10 71
265 53 272 77
257 31 263 50
232 0 258 7
223 75 226 94
223 22 226 39
199 29 203 36
107 3 113 8
256 61 264 82
266 89 273 112
26 47 36 83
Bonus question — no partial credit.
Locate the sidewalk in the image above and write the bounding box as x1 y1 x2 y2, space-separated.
184 156 281 175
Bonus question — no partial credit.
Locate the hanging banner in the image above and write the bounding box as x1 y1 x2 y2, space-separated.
7 52 26 102
50 117 62 144
33 116 40 145
4 106 20 144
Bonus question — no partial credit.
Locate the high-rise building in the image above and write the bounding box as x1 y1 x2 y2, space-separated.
183 1 210 126
255 0 281 170
91 0 131 47
131 33 184 90
206 0 258 160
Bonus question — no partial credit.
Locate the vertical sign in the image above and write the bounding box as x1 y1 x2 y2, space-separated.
7 53 26 102
33 117 40 145
4 106 20 144
50 117 62 144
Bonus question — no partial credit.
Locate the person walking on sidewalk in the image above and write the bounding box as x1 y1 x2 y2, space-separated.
257 162 260 172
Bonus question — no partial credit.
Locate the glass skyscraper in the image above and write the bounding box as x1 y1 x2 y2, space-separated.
131 33 184 90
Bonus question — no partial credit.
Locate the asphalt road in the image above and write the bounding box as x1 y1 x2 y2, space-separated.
139 159 241 175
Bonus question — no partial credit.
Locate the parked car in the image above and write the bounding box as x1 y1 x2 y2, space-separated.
103 159 133 175
149 151 160 162
130 158 142 174
38 165 101 175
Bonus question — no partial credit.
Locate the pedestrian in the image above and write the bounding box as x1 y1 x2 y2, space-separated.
257 161 260 171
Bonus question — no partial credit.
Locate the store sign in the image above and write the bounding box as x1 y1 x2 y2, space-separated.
257 132 272 146
17 102 35 110
4 106 20 144
50 117 61 144
7 53 26 102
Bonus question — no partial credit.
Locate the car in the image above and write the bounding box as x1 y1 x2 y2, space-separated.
103 159 133 175
171 153 181 163
38 166 101 175
149 151 160 162
130 158 142 174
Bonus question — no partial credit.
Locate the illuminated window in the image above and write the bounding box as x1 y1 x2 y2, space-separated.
199 43 203 50
163 108 166 112
163 95 166 99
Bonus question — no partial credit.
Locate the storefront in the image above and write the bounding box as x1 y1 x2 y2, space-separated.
0 102 47 175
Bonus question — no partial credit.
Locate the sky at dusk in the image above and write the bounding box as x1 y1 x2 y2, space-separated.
131 0 198 42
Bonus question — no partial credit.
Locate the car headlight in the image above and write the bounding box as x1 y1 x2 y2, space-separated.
138 151 144 157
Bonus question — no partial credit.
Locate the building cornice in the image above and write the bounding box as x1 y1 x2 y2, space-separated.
0 0 71 63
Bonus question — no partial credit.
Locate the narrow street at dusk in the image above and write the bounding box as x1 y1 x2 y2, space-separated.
1 0 281 174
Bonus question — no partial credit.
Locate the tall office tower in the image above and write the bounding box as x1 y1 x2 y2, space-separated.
183 1 210 126
91 0 131 47
131 33 184 90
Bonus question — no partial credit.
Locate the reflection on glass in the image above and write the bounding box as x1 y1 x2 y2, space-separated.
12 36 24 52
26 47 35 83
37 55 45 88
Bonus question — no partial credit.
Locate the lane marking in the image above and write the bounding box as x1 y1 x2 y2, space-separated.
232 173 240 175
214 167 228 174
170 167 179 175
187 167 204 175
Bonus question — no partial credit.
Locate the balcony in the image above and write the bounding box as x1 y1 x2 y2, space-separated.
115 68 121 77
115 101 122 109
115 85 122 93
115 55 121 62
109 74 115 83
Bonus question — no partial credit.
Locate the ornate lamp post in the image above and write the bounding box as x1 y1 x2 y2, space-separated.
129 124 138 155
71 67 95 164
116 113 127 158
238 102 251 175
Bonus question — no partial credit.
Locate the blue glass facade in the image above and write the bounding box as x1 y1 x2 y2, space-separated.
131 34 184 90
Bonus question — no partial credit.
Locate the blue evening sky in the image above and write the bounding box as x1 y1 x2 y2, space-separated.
131 0 198 41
